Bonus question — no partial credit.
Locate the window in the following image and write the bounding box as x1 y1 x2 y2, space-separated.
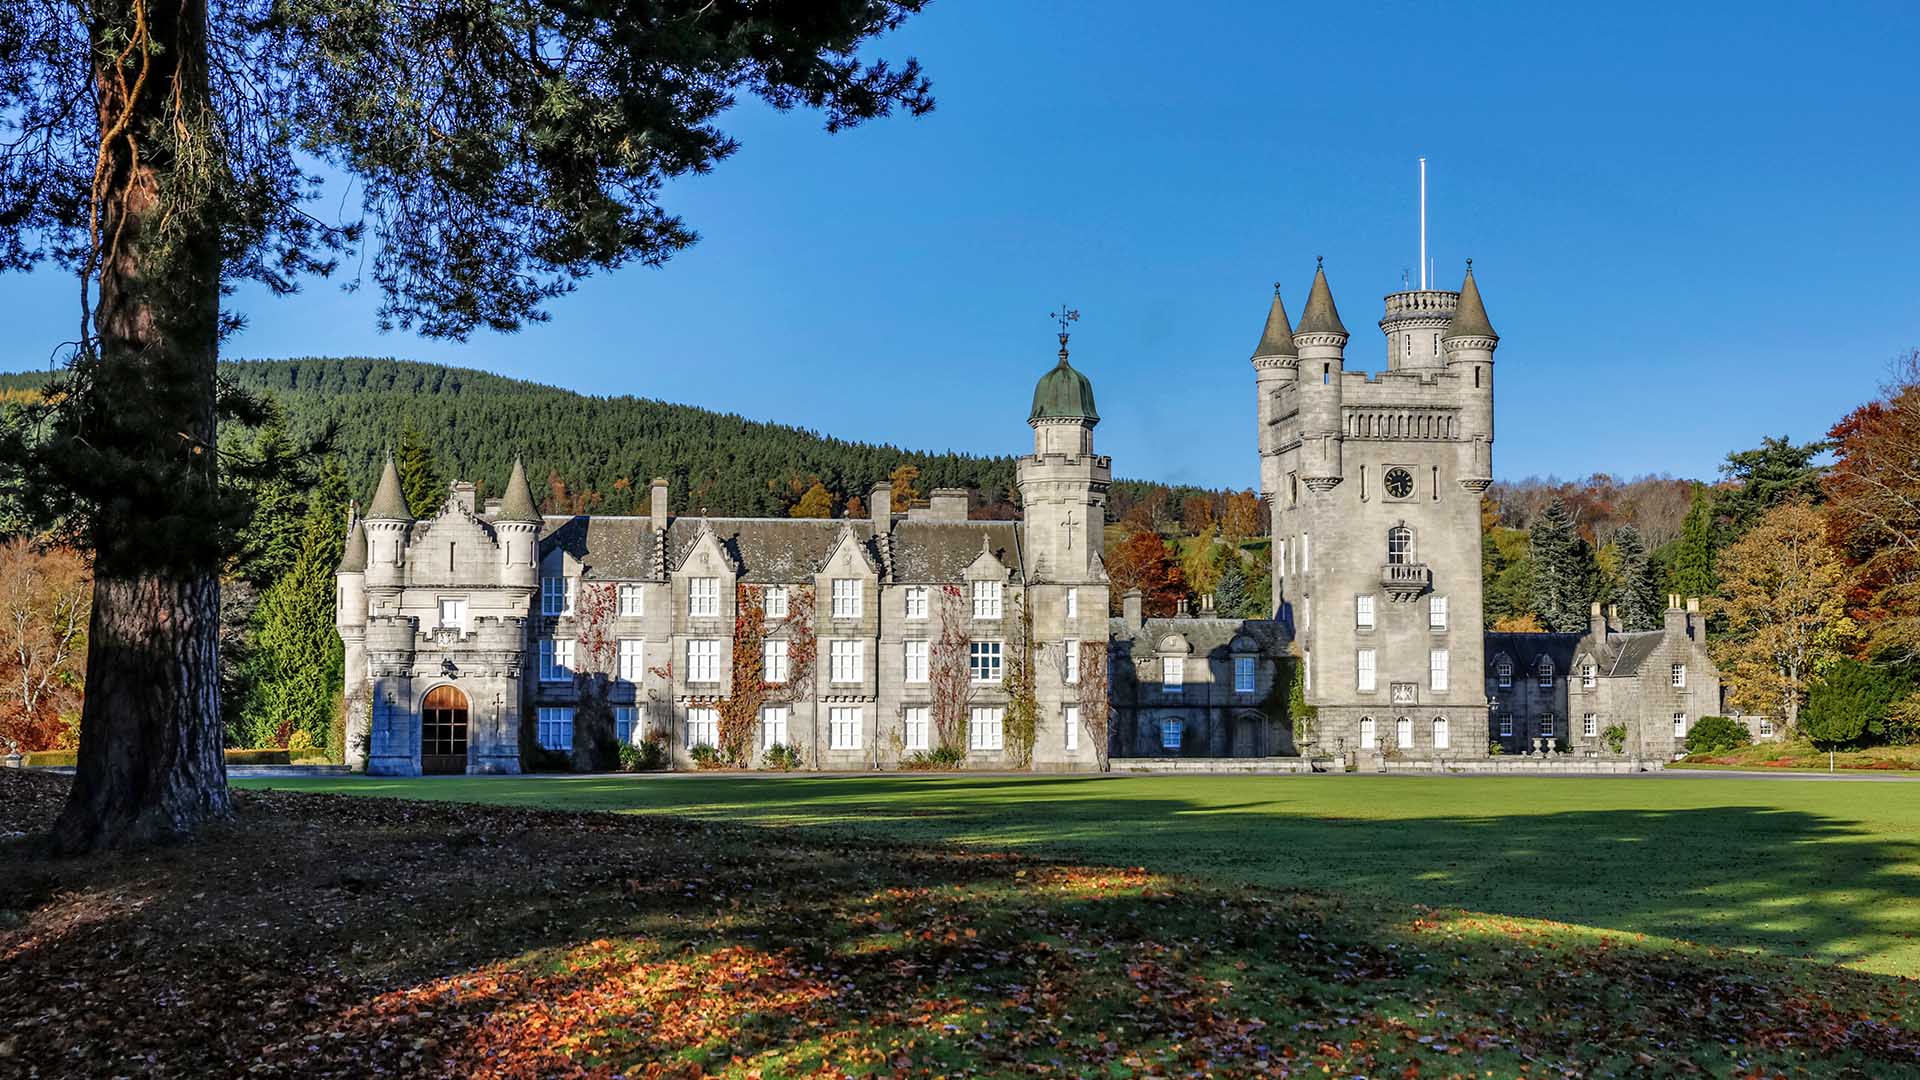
1537 656 1555 689
1064 639 1081 683
831 578 862 619
763 638 789 684
539 638 575 683
437 597 468 632
1304 597 1312 635
1234 656 1256 694
1356 648 1377 693
1582 713 1598 737
1496 658 1513 689
969 707 1004 751
1429 596 1447 630
903 707 930 752
1432 717 1450 749
903 640 929 683
829 707 862 750
1673 712 1687 738
537 707 574 751
763 586 788 618
1582 662 1597 689
687 638 720 683
617 584 644 617
542 575 574 616
1356 594 1375 629
1277 540 1287 576
1065 588 1079 619
615 706 637 744
829 639 864 683
1759 717 1774 737
761 706 789 748
617 639 644 682
1396 716 1413 749
972 580 1003 619
1064 705 1080 752
1671 663 1687 688
1160 718 1184 750
1359 464 1369 500
1537 716 1554 738
1430 648 1450 692
1386 526 1412 565
969 640 1003 683
904 586 928 620
687 707 719 749
1303 649 1311 693
1302 533 1311 572
688 577 720 617
1359 716 1376 749
1498 713 1513 737
1163 655 1185 693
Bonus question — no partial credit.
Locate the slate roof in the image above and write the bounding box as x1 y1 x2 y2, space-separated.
1585 630 1669 677
366 455 411 520
541 516 658 579
336 520 367 573
1443 266 1497 341
1294 265 1347 337
1251 288 1298 359
494 457 542 524
1484 632 1583 674
887 521 1023 582
1109 617 1289 658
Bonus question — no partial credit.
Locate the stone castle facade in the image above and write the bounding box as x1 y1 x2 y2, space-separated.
336 260 1732 774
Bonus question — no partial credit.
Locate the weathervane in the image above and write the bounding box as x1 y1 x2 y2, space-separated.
1050 304 1080 361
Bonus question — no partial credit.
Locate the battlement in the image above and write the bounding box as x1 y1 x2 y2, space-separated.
1379 289 1459 324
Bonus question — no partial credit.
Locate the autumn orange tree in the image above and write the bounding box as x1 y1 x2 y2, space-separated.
0 542 91 752
0 0 933 850
1825 349 1920 664
1707 501 1856 729
1106 530 1188 616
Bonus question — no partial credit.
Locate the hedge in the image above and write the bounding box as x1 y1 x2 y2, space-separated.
21 749 333 768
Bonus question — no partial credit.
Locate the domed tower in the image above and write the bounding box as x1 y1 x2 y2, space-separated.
1442 261 1498 491
335 510 371 769
492 455 543 593
1293 262 1348 492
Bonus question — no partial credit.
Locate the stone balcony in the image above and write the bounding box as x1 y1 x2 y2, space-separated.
1380 562 1429 601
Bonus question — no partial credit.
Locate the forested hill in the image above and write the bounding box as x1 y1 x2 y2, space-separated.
0 358 1220 519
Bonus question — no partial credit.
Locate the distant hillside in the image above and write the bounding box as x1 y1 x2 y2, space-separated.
0 358 1225 520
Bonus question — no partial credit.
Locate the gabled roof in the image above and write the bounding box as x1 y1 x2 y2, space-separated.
541 516 658 579
1581 630 1669 677
888 521 1024 582
1484 632 1583 673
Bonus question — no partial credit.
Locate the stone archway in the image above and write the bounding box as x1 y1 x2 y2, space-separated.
421 685 470 775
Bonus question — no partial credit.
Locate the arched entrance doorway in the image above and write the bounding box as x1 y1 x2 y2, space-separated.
421 685 470 774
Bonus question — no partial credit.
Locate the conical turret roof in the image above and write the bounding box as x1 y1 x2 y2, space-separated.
336 518 368 573
1294 264 1347 337
1251 287 1297 359
1443 263 1497 341
494 456 542 523
366 453 411 521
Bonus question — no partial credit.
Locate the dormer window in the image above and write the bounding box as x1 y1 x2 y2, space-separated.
972 581 1003 619
1581 661 1596 689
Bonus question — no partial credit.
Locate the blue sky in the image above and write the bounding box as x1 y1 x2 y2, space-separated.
3 1 1916 489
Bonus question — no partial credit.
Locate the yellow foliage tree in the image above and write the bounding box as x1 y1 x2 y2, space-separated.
789 481 835 519
1706 501 1856 729
888 463 922 508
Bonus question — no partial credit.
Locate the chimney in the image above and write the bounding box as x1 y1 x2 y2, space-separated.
649 477 669 533
1123 589 1143 633
1664 594 1687 637
483 498 502 517
451 480 476 514
927 488 969 522
869 481 892 533
1685 596 1701 639
1201 593 1216 615
1589 601 1605 641
1176 597 1190 618
1605 604 1619 634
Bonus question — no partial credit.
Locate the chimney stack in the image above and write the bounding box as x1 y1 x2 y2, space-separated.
1589 601 1605 641
1664 594 1687 637
649 477 669 534
869 481 892 533
451 480 476 514
926 488 969 522
1123 589 1143 633
1605 604 1619 634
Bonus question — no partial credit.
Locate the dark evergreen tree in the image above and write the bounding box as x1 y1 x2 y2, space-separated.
0 0 935 850
1213 555 1259 620
1610 525 1662 631
1669 484 1718 599
232 413 309 589
394 423 447 520
1802 658 1909 749
235 461 350 749
1528 498 1597 633
1717 435 1827 539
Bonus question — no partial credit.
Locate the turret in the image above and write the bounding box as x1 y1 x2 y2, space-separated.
335 512 369 631
361 453 412 589
1028 330 1099 458
1251 284 1299 461
492 456 543 590
1293 262 1347 491
335 507 371 769
1018 324 1109 578
1442 261 1498 490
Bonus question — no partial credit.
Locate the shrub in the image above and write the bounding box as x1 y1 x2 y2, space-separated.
763 743 803 771
619 734 670 773
525 746 574 773
1601 723 1627 754
24 750 78 767
1802 658 1909 749
287 729 317 754
899 745 966 771
1685 715 1752 755
690 742 723 769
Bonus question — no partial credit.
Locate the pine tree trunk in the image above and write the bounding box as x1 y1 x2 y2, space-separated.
49 0 229 852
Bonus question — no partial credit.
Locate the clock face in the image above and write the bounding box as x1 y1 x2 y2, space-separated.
1384 468 1415 499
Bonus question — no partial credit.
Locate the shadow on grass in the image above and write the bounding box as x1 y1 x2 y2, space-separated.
3 774 1917 1077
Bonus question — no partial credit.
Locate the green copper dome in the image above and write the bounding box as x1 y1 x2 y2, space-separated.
1029 354 1099 423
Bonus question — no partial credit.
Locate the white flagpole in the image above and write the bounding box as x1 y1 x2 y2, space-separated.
1418 157 1428 290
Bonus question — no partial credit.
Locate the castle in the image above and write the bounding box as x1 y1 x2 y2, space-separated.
335 262 1729 774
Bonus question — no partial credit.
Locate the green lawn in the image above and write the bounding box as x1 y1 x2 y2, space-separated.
242 772 1920 977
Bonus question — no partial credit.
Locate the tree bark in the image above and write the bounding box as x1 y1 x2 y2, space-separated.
50 0 229 852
